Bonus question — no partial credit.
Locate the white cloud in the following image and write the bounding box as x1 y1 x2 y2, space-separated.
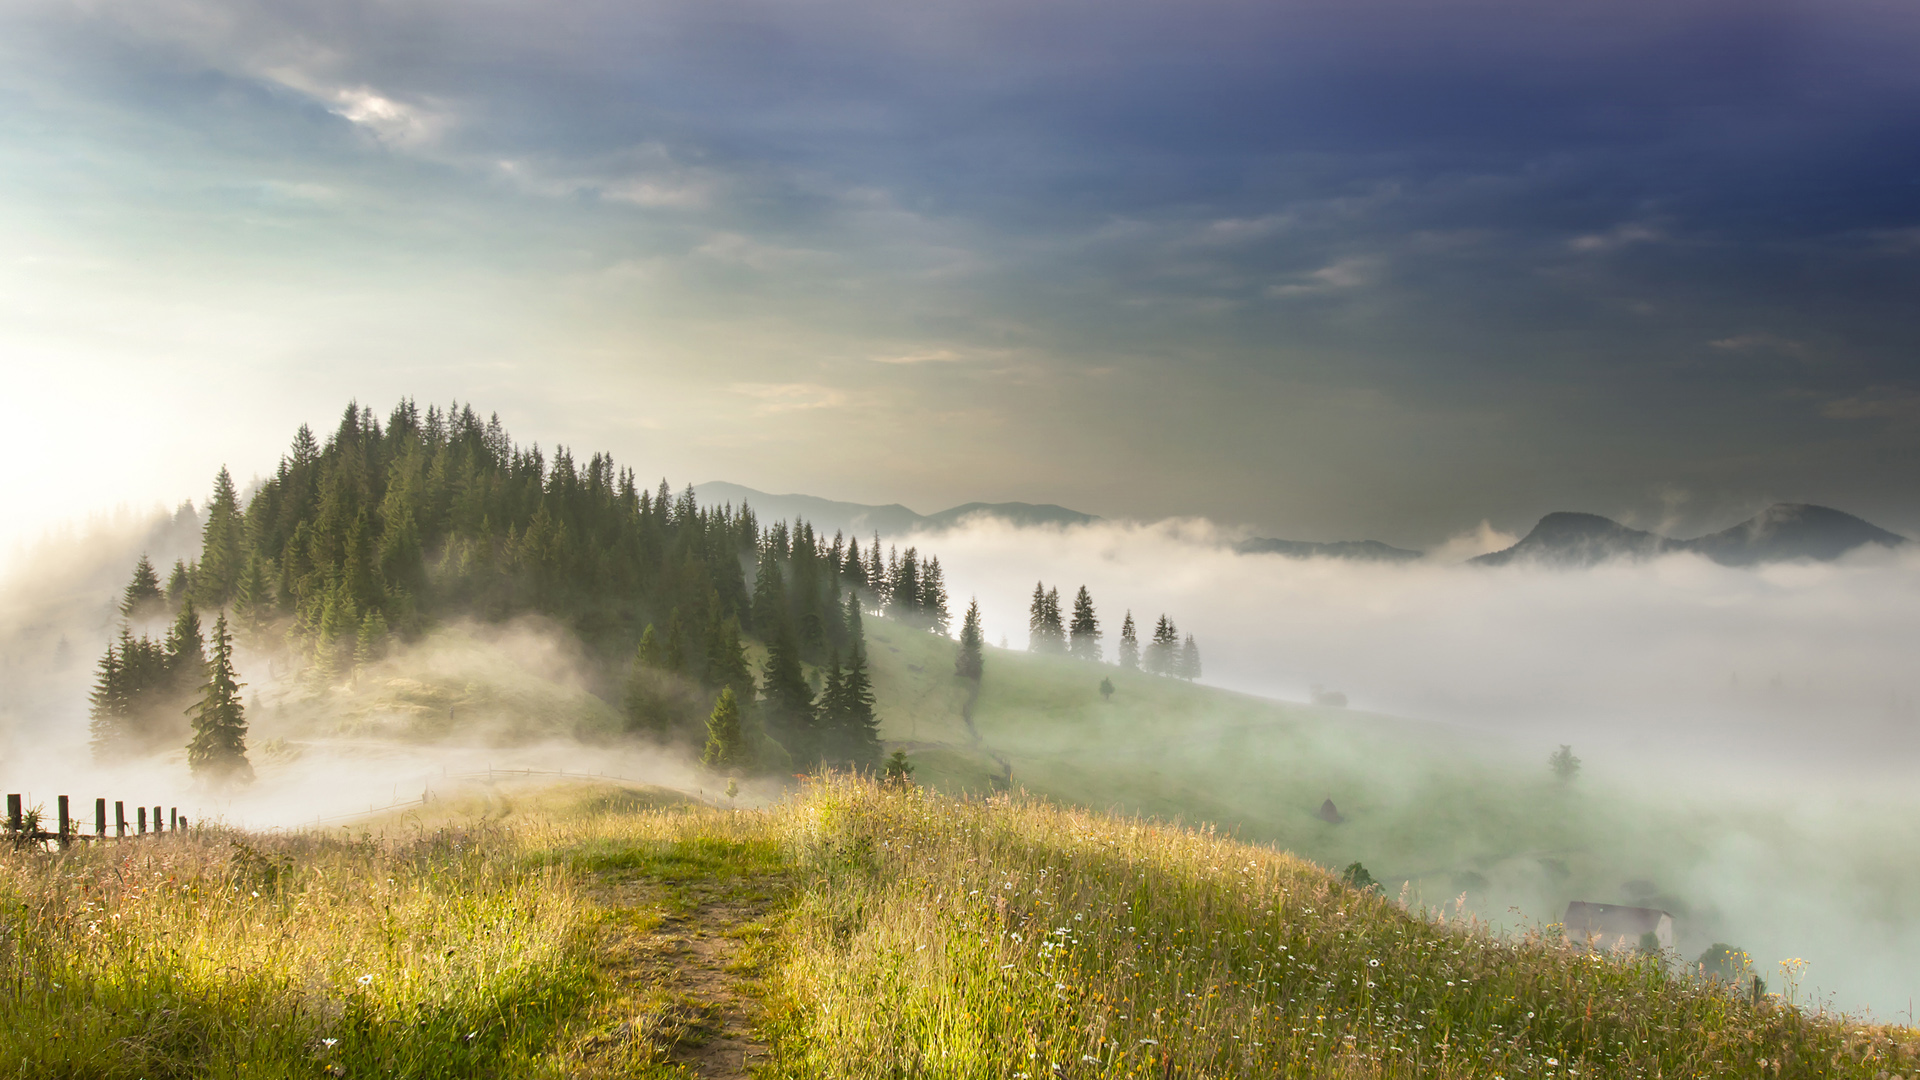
1268 255 1376 296
1568 222 1662 253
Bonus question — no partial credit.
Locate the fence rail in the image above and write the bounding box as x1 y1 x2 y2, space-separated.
5 792 186 849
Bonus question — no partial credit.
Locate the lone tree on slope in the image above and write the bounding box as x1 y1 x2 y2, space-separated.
955 598 984 679
187 614 254 787
1550 744 1581 783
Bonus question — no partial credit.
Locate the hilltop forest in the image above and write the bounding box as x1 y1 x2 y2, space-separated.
82 400 1196 782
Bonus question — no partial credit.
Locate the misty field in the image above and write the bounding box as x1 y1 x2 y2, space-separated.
5 774 1914 1079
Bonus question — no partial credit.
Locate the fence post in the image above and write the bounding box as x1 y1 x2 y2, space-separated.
137 806 147 836
96 798 106 837
154 806 163 835
170 807 177 831
179 815 189 831
6 794 18 835
115 801 126 837
57 796 69 849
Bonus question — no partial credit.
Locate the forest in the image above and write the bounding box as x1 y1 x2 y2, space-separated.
83 400 1197 784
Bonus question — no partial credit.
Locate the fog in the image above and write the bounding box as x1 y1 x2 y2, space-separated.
913 516 1920 781
906 515 1920 1017
7 505 1920 1016
0 508 748 842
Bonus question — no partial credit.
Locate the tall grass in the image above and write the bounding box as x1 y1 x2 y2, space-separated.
0 823 588 1078
6 778 1916 1079
761 777 1920 1079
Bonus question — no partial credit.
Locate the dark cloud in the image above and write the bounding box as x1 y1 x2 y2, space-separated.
1 0 1917 543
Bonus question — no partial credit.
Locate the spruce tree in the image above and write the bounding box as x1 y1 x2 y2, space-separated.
919 556 950 634
1179 634 1202 681
1118 611 1140 670
1068 585 1100 661
955 598 984 679
187 614 254 786
231 551 275 635
87 641 127 760
839 637 880 770
815 650 849 767
1146 615 1178 676
760 617 817 767
194 466 245 609
1028 583 1048 651
866 536 885 605
705 616 754 701
702 686 747 771
166 559 194 609
120 556 166 621
888 547 921 623
660 608 689 675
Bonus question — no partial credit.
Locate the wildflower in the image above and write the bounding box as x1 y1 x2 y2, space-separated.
1369 959 1380 967
358 974 374 985
1548 1058 1560 1067
321 1039 338 1048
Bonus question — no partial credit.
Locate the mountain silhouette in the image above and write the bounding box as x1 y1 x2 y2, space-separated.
1236 537 1424 562
1474 503 1906 567
691 482 1097 539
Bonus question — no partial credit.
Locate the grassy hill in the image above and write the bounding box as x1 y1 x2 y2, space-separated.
858 622 1920 1011
3 774 1911 1078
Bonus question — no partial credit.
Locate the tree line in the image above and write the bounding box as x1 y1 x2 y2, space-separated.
87 399 962 778
1026 582 1201 679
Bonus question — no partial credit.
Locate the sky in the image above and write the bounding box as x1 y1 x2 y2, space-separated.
3 0 1919 557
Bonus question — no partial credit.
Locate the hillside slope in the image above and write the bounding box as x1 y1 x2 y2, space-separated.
6 775 1910 1078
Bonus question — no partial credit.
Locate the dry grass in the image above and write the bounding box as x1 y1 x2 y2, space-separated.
759 777 1920 1079
5 776 1917 1079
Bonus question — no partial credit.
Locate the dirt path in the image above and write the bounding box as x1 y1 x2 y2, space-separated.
569 861 784 1079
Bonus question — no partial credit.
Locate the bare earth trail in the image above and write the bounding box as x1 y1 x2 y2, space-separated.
563 839 787 1079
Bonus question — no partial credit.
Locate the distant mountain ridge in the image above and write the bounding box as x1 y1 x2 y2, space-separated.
1235 537 1424 562
691 482 1098 539
1473 503 1907 567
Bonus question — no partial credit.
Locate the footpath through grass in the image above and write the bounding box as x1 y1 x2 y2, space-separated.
2 776 1914 1078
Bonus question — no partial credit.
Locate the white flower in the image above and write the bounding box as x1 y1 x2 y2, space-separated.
321 1038 338 1048
357 974 374 985
1369 958 1380 967
1547 1058 1560 1067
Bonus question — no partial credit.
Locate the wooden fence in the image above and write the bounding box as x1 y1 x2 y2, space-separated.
5 793 187 849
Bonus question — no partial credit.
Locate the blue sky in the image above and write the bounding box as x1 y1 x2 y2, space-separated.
2 0 1917 550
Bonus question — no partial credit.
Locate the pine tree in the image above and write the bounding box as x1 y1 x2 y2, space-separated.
1068 585 1100 661
87 641 127 760
955 598 984 679
120 556 166 621
815 649 850 767
702 687 748 771
919 556 950 634
660 608 688 675
166 559 194 610
888 547 921 623
1118 611 1140 670
1028 585 1065 653
1179 634 1201 681
760 618 817 768
194 466 245 609
1146 615 1178 676
355 609 390 665
1029 584 1075 653
231 551 275 635
187 614 254 786
866 536 885 605
839 637 880 770
705 616 754 700
165 599 206 690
